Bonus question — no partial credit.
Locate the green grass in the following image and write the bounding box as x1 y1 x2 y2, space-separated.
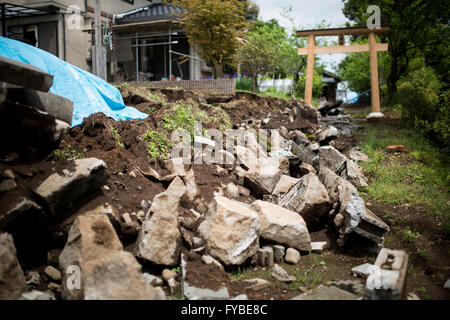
357 122 450 233
52 143 87 161
144 128 171 161
400 226 421 243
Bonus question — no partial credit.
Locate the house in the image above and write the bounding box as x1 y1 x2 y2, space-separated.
112 2 212 82
0 0 156 74
320 70 342 103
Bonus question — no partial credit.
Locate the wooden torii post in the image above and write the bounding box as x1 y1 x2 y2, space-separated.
297 26 390 117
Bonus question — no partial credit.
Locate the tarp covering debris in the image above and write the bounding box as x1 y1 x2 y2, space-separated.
0 36 148 127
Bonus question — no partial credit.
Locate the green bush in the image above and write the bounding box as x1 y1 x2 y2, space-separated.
395 65 449 150
235 76 253 91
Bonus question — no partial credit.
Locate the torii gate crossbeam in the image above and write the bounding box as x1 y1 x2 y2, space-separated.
297 25 390 118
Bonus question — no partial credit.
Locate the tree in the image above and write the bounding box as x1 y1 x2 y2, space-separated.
238 19 291 91
342 0 449 101
338 38 390 93
168 0 247 78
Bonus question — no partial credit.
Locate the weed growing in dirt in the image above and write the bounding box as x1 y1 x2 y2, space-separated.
417 248 427 258
52 143 87 161
144 129 170 160
400 226 421 243
111 127 124 148
231 266 246 281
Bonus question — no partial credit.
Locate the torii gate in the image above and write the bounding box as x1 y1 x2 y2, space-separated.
297 25 390 117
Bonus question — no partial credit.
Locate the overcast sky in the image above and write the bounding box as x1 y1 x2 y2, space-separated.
254 0 351 70
255 0 349 30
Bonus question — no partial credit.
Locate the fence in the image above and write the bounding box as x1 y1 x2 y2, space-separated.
127 79 236 95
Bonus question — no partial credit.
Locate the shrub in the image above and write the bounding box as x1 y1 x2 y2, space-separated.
235 76 253 91
395 65 449 149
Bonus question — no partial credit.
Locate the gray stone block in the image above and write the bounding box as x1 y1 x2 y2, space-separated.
6 88 74 125
0 56 53 92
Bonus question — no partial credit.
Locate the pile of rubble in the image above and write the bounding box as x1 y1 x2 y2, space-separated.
0 59 407 300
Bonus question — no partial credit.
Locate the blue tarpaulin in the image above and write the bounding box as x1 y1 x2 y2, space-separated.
0 36 148 127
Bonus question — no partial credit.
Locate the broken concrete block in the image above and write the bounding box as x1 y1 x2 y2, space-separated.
0 233 27 299
354 208 390 246
311 241 327 253
59 214 123 300
318 167 388 246
135 177 186 266
257 247 274 267
349 148 370 163
291 141 318 166
245 278 270 291
6 88 74 125
251 200 311 252
198 196 259 265
34 158 108 216
319 146 347 177
365 248 409 300
278 173 331 231
244 157 282 197
272 264 295 283
0 55 53 92
0 179 17 193
352 263 373 278
0 198 47 265
273 245 285 263
444 280 450 289
201 255 223 269
290 130 310 146
292 285 357 300
346 159 369 188
235 145 258 170
317 126 338 145
165 157 189 176
84 251 165 300
272 175 300 195
285 248 301 264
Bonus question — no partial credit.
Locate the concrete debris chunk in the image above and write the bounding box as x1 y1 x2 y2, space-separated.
285 248 301 264
272 175 300 195
0 55 53 92
251 200 311 251
134 177 186 266
351 263 373 278
245 278 270 291
272 264 295 283
244 157 282 197
317 126 339 145
34 158 108 216
365 248 409 300
291 285 357 300
279 173 331 231
311 241 327 254
0 233 27 299
198 196 259 265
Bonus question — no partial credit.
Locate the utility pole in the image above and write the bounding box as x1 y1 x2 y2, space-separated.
94 0 106 80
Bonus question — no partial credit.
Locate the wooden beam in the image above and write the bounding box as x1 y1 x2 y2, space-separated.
298 43 388 55
304 35 315 106
296 25 390 37
369 32 381 114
